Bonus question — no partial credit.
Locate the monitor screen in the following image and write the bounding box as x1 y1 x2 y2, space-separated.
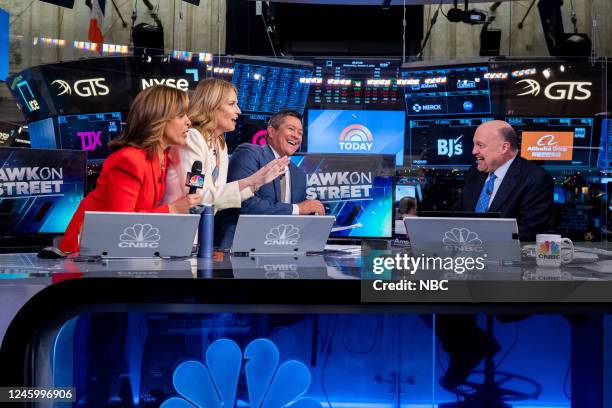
409 117 493 168
507 117 595 167
28 117 57 149
401 65 492 116
0 148 86 235
292 153 394 239
231 61 312 114
597 119 611 169
306 109 405 165
56 111 123 162
395 185 415 202
225 113 271 154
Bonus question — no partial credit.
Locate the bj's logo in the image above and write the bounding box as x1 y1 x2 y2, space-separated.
338 124 373 151
437 135 463 157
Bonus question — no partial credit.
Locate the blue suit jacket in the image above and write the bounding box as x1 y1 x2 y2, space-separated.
214 143 307 248
453 156 554 242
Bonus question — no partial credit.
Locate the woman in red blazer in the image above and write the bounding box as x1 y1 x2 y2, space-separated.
59 85 200 253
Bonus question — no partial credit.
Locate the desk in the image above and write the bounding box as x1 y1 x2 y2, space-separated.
0 245 611 407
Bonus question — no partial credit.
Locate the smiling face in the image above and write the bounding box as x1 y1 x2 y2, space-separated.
267 116 303 157
214 89 241 135
162 114 191 147
472 121 514 173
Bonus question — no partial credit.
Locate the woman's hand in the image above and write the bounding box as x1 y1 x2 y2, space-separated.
248 156 290 191
168 194 200 213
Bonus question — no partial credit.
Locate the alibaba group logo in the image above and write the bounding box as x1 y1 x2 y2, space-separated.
160 338 320 408
536 134 557 147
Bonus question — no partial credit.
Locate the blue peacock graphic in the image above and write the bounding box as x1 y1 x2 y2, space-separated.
160 338 321 408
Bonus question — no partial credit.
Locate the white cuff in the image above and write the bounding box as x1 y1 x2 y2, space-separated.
292 204 299 215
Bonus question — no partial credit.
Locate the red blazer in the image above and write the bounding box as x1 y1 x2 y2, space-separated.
59 147 170 253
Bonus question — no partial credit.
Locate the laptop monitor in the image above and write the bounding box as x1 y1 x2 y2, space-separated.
231 215 335 254
79 212 199 258
404 217 521 263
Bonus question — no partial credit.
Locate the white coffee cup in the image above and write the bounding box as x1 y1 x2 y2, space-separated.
535 234 574 268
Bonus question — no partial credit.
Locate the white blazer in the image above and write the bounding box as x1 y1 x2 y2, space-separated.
163 128 253 211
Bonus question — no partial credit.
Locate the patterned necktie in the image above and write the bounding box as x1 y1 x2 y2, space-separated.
279 172 287 203
475 173 497 213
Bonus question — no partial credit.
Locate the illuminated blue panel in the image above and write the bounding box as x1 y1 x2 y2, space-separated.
307 109 405 166
0 9 8 81
232 63 312 114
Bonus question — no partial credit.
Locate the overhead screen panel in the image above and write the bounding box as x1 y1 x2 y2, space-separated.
307 109 405 165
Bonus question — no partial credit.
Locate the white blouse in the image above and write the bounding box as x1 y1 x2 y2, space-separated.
163 128 253 211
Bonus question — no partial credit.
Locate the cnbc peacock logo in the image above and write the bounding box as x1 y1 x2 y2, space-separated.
538 241 561 260
338 124 373 151
161 338 320 408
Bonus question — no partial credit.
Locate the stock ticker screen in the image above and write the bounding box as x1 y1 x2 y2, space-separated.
231 62 312 114
402 65 492 117
507 117 595 167
309 59 403 108
56 112 123 162
409 117 493 168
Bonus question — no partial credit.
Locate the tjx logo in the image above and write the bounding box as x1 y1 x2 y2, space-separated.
437 135 463 157
51 78 110 97
77 131 102 151
516 79 592 100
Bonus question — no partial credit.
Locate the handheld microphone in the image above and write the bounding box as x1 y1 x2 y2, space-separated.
186 160 204 194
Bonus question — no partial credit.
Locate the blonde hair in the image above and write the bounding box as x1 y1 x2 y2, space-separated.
188 78 237 150
109 85 188 159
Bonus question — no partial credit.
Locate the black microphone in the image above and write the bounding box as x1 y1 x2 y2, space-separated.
186 160 204 194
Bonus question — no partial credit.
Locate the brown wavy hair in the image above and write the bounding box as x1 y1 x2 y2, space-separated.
188 78 237 150
109 85 188 159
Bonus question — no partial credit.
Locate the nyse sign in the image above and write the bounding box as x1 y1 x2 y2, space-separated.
141 78 189 91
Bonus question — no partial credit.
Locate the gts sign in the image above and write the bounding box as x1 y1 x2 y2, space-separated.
141 78 189 91
516 80 592 101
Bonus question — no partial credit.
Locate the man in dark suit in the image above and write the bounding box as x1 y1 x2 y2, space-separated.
214 110 325 248
438 120 554 389
455 119 554 241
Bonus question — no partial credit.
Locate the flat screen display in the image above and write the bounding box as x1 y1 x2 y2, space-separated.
507 116 595 167
307 109 405 165
597 119 611 169
56 112 123 162
409 117 493 168
292 153 394 238
0 148 86 234
401 65 492 116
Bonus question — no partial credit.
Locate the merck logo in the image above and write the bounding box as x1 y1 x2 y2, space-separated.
118 223 160 248
160 338 319 408
264 224 300 246
442 227 483 251
77 131 102 151
338 124 373 151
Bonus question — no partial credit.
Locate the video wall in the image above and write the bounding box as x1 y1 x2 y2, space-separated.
6 56 609 240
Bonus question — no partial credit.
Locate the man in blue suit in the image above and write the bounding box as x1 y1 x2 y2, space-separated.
454 119 554 242
214 110 325 248
438 120 554 390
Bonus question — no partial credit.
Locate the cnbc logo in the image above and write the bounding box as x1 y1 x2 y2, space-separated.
338 124 373 151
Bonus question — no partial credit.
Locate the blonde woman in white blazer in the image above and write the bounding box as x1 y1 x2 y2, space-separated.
163 78 288 211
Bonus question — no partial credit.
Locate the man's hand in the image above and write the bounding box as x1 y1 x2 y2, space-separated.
297 199 326 215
